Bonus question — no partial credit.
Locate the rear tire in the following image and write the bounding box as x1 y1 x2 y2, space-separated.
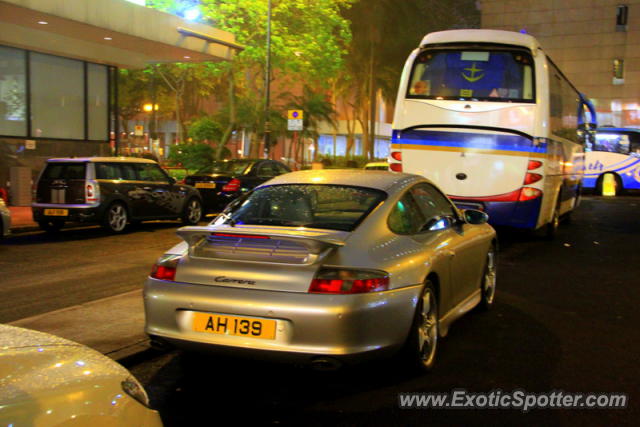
544 199 561 240
38 219 64 233
479 244 497 310
102 202 128 233
182 198 203 225
401 281 439 372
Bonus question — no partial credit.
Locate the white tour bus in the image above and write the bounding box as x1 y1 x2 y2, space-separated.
584 127 640 196
390 29 594 236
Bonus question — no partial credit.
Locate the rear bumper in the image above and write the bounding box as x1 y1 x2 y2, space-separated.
144 278 421 362
32 204 101 223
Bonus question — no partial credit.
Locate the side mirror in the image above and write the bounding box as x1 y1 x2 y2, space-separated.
462 209 489 225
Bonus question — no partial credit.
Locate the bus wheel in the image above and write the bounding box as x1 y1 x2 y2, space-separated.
544 200 561 240
597 173 621 196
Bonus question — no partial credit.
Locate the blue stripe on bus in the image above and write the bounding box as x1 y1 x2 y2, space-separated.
479 198 542 229
392 129 547 154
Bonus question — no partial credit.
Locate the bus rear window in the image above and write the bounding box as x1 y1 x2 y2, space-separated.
407 48 535 102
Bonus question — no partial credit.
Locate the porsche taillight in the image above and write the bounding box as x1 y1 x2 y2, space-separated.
309 268 389 294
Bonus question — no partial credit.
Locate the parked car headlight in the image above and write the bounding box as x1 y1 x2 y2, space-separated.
121 376 151 407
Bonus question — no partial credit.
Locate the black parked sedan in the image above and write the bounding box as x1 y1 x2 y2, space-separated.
184 159 291 213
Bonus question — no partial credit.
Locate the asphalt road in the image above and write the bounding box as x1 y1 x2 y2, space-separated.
2 197 638 425
0 221 185 322
125 196 638 426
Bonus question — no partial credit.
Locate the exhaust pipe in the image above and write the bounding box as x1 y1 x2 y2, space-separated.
310 357 343 371
149 335 173 352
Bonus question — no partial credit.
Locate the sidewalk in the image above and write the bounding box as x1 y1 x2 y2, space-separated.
9 290 151 361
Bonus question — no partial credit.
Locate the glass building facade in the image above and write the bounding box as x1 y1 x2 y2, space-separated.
0 44 117 203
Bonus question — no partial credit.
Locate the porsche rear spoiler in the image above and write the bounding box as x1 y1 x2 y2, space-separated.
176 225 349 259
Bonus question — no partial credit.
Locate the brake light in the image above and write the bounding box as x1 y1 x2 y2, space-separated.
528 160 543 170
390 163 403 172
211 233 270 239
309 268 389 294
222 178 241 192
150 264 176 281
519 187 542 201
85 180 100 203
523 173 542 185
391 151 402 161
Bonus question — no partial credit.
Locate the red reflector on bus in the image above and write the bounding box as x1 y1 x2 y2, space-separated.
524 173 542 185
451 188 521 202
391 151 402 161
389 163 403 172
528 160 543 170
519 187 542 201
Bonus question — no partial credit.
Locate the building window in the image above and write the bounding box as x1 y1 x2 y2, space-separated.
30 53 84 139
88 63 108 141
616 5 628 31
613 59 625 85
0 46 27 137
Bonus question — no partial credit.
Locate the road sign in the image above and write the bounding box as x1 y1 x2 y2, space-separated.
288 119 303 131
288 109 303 120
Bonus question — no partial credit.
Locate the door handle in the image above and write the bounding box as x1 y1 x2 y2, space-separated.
143 186 153 191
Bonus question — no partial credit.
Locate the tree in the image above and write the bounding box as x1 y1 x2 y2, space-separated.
342 0 480 158
188 116 224 144
167 142 214 171
148 0 353 158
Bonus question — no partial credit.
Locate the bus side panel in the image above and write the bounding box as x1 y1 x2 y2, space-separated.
583 152 640 190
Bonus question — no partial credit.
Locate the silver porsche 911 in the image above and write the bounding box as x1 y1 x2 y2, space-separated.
144 170 497 371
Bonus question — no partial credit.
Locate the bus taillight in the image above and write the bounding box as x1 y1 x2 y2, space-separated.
519 187 542 201
528 160 543 170
390 163 403 172
524 173 542 185
391 151 402 161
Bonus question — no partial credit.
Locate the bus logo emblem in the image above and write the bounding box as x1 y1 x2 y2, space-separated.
462 62 485 82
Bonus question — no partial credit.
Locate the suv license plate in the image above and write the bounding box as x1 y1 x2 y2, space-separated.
192 312 276 340
44 208 68 216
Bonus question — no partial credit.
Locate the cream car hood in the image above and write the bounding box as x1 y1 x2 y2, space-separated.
0 324 161 426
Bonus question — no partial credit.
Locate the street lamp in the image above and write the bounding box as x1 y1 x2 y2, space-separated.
263 0 272 157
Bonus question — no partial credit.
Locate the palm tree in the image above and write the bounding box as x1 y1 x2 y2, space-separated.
282 86 337 164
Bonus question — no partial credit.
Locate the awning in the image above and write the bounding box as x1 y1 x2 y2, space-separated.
0 0 243 69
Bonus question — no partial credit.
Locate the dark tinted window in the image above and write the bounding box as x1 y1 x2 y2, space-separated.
96 163 121 180
273 163 291 174
197 160 252 175
388 192 426 234
135 163 168 182
120 164 137 180
215 184 386 231
41 163 86 180
410 183 457 220
257 163 276 178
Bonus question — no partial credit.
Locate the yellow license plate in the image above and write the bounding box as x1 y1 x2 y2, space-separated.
195 182 216 189
192 312 276 340
44 208 68 216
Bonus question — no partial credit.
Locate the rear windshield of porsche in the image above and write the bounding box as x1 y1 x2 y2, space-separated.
217 184 387 231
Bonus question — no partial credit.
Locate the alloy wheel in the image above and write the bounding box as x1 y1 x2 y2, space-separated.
107 203 127 232
417 287 438 368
